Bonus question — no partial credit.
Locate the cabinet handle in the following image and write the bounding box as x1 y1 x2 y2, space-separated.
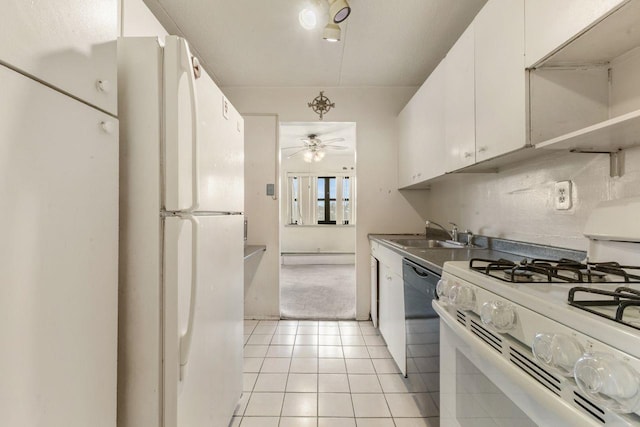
100 121 115 134
478 146 488 153
95 79 110 93
464 152 472 158
386 275 392 281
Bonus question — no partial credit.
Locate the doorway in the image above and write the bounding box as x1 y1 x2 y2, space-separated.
279 121 357 319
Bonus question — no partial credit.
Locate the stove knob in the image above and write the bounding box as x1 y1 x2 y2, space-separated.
436 279 453 305
480 300 516 333
450 284 476 311
532 333 583 377
574 353 640 414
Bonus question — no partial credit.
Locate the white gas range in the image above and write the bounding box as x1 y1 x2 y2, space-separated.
434 197 640 427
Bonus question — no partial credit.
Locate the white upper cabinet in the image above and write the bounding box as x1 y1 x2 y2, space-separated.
445 24 475 172
525 0 627 68
397 59 446 189
0 0 118 115
474 0 526 163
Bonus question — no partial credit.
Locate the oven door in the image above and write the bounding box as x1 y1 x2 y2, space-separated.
434 300 602 427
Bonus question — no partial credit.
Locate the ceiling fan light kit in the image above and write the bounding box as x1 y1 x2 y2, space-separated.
285 133 348 163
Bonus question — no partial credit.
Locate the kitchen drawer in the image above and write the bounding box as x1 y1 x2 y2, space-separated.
375 244 403 277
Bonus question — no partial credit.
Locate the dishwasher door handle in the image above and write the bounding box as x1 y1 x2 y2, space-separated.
411 266 430 277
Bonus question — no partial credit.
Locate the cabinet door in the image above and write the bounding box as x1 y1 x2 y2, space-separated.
0 0 118 115
397 87 422 188
416 61 446 182
475 0 526 162
397 60 446 188
445 24 475 172
378 267 406 376
0 65 118 426
525 0 626 67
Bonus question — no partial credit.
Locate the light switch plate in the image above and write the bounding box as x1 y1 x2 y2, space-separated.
266 183 275 196
554 181 572 210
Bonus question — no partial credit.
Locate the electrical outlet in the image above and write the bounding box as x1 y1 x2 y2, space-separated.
554 181 572 210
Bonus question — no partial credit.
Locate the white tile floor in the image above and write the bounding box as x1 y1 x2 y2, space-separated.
234 320 439 427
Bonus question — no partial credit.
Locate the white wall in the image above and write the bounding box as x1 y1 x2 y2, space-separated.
411 146 640 251
244 114 281 319
225 87 422 320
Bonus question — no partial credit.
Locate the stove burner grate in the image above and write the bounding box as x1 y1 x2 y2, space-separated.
469 258 640 284
568 287 640 331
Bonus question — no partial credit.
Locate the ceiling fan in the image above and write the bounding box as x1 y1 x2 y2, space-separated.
283 133 348 162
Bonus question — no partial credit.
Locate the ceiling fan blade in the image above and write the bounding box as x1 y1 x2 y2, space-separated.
282 145 307 150
320 138 345 144
323 145 349 150
286 148 309 158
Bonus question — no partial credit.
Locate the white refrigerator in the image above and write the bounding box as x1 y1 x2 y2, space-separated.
118 36 244 427
0 65 119 424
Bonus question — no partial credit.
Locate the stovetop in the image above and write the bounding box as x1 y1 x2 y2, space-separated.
442 260 640 357
468 257 640 331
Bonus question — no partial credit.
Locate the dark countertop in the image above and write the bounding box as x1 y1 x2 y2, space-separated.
368 234 585 275
244 244 266 260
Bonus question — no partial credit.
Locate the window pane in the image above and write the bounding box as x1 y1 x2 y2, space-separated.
317 200 325 222
329 177 337 198
330 200 337 221
343 200 350 224
343 177 350 199
317 178 324 196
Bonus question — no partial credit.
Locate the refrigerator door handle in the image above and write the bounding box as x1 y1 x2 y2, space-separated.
179 216 199 380
181 40 200 212
165 36 200 212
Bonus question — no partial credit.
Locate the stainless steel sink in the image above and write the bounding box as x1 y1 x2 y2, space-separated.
386 238 470 250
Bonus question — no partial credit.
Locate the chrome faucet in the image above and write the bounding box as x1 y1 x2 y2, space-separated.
425 220 453 240
465 230 474 246
449 222 459 242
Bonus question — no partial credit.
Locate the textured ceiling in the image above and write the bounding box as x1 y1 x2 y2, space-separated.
144 0 487 87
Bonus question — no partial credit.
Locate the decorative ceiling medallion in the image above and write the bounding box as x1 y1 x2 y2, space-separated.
308 91 335 121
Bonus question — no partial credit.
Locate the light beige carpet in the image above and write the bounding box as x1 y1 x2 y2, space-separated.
280 264 356 320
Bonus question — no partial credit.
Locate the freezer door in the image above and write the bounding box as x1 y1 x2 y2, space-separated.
0 65 118 426
164 35 244 213
163 215 244 427
196 72 244 213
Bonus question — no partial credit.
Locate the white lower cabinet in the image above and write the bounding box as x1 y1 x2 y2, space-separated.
371 243 406 375
0 64 118 427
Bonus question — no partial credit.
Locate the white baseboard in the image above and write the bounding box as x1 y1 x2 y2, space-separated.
281 253 355 265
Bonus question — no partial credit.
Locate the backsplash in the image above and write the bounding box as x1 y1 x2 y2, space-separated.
418 145 640 251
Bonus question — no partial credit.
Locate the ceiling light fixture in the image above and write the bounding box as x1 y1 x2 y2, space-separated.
299 8 317 30
328 0 351 23
323 23 341 42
